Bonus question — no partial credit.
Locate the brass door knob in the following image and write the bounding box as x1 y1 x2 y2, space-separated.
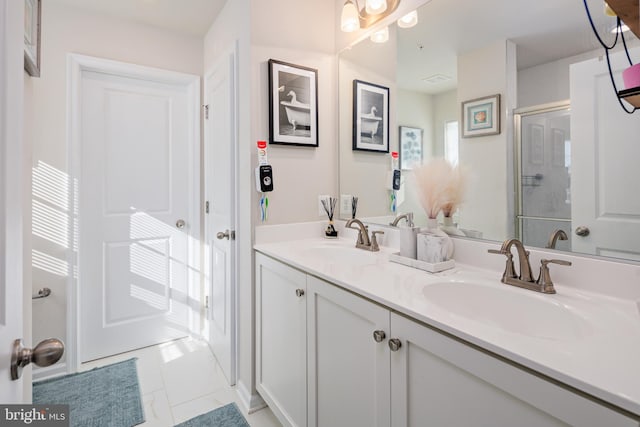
11 338 64 380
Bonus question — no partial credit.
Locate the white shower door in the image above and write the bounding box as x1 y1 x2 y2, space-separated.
75 56 200 362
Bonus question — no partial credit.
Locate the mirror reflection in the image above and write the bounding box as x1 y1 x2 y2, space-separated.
338 0 640 262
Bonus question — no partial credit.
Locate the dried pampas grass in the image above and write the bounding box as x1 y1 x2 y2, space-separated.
411 159 467 219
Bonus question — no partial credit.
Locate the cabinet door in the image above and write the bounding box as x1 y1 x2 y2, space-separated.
307 276 390 427
256 254 307 427
390 313 638 427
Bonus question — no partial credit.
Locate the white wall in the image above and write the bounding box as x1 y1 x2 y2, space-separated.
30 1 203 368
457 40 514 241
433 89 457 158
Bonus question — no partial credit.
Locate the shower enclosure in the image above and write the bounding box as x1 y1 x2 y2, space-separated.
514 102 572 251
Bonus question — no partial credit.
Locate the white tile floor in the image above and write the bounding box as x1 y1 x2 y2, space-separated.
79 337 281 427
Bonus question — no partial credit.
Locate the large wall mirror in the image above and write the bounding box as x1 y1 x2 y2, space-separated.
338 0 640 263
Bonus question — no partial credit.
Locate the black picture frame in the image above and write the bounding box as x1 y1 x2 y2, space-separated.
352 79 389 153
24 0 41 77
268 59 319 147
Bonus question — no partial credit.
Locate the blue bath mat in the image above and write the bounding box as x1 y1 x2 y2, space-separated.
33 358 145 427
175 403 250 427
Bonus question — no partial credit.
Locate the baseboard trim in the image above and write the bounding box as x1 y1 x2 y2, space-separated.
33 363 68 382
236 379 267 414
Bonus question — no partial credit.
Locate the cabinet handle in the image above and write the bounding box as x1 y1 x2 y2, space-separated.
388 338 402 352
295 289 305 297
372 330 386 343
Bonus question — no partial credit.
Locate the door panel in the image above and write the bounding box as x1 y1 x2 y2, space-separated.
79 64 198 362
570 48 640 259
205 48 236 384
0 0 26 402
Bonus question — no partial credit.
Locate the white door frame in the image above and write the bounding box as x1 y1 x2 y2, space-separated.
204 42 239 385
66 54 201 372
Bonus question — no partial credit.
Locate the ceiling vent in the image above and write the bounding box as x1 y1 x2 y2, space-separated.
421 74 452 84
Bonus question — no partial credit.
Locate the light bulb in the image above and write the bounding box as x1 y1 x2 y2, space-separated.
397 10 418 28
370 26 389 43
341 1 360 32
365 0 387 15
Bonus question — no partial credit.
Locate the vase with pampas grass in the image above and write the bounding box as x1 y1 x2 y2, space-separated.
410 159 455 261
440 165 468 236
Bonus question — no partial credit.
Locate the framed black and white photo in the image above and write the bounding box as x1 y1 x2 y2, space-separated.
352 80 389 152
399 126 423 170
268 59 318 147
24 0 41 77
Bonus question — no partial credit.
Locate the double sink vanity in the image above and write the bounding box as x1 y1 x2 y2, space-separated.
254 222 640 427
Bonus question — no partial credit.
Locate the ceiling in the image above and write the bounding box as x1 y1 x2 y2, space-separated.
51 0 228 36
395 0 635 94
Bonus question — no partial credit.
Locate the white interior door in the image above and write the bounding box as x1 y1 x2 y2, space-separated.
0 0 26 402
204 48 237 384
570 49 640 260
76 56 200 362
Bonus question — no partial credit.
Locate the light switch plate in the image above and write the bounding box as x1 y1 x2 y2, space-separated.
340 194 352 218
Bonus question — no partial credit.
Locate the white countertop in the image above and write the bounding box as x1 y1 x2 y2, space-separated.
254 236 640 417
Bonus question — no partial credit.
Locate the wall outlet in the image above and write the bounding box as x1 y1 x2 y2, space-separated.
340 194 352 218
318 195 330 216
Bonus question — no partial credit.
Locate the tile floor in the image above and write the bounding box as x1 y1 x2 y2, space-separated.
79 337 281 427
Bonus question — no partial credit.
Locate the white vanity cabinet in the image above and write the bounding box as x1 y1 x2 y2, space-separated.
255 253 307 427
389 313 638 427
306 275 390 427
255 253 639 427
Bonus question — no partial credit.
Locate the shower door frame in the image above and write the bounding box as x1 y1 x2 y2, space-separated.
513 100 571 244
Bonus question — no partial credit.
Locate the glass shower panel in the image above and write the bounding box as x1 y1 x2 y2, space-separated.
518 106 571 247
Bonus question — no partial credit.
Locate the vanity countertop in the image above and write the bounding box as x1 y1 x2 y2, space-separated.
254 237 640 417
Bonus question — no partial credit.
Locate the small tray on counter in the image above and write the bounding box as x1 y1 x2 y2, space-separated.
389 252 455 273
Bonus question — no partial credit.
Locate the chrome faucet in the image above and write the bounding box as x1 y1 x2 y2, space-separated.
546 229 568 249
389 212 414 227
489 238 571 294
345 218 383 251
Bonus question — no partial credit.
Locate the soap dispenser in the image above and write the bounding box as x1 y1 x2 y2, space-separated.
399 213 419 259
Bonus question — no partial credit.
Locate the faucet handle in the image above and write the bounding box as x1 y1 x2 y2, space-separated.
536 259 572 293
488 248 517 281
371 230 384 251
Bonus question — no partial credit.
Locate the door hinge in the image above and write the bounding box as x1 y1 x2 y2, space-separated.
205 201 209 214
203 104 209 120
205 295 209 309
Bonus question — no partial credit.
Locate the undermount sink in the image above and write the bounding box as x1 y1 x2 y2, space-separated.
423 281 594 341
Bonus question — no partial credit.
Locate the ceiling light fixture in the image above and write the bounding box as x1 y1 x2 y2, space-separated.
370 26 389 43
341 1 361 32
397 10 418 28
340 0 400 33
365 0 387 15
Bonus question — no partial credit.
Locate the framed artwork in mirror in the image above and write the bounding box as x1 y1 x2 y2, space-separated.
268 59 318 147
399 126 423 170
352 80 389 152
461 94 500 138
24 0 41 77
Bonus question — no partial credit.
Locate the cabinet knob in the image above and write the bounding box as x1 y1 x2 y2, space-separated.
575 226 590 237
295 289 305 297
372 330 386 343
388 338 402 352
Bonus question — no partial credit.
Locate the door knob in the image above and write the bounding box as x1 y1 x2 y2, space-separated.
388 338 402 352
11 338 64 380
295 289 305 297
575 226 590 237
216 230 235 240
373 330 386 343
176 219 186 229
